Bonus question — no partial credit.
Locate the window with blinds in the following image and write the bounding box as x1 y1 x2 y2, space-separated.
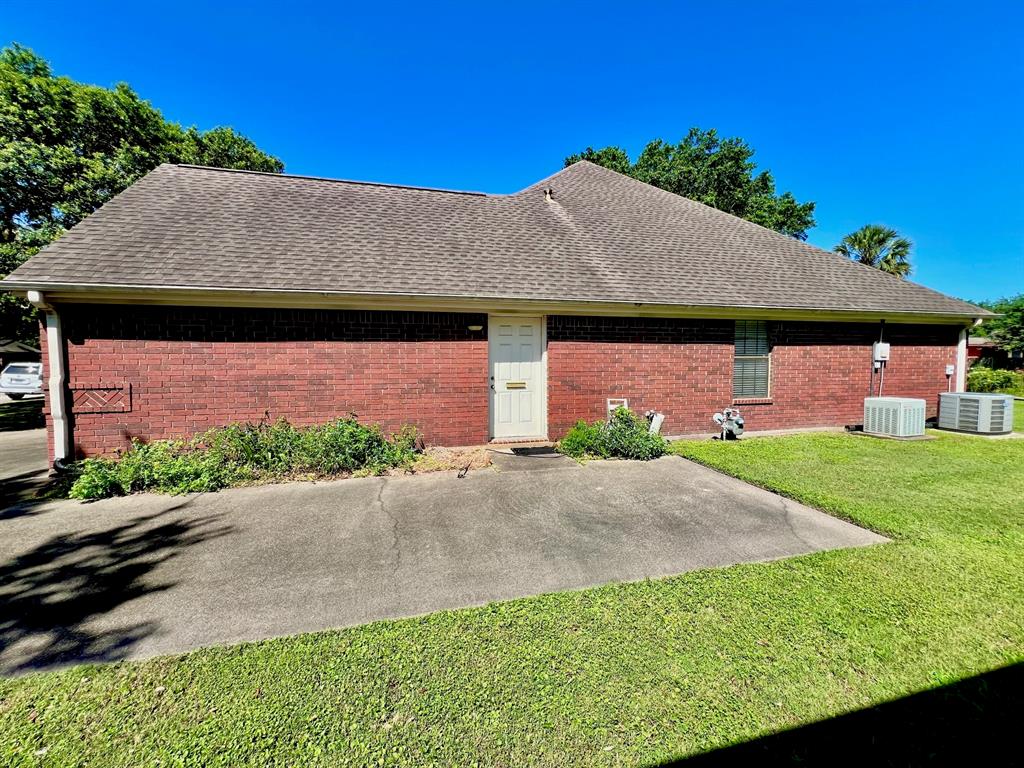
733 320 770 398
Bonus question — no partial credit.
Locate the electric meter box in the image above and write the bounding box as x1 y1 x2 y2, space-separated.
872 342 891 362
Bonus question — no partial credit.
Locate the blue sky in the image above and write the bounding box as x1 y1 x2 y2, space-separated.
4 1 1022 301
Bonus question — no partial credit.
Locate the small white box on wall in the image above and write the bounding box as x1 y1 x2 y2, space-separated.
607 398 628 418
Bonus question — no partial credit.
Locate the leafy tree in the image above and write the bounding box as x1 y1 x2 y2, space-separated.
565 128 816 239
0 43 283 341
975 294 1024 355
564 145 632 175
176 126 284 172
0 226 55 343
834 224 913 278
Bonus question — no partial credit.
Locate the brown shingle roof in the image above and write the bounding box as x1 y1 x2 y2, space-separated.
2 161 989 318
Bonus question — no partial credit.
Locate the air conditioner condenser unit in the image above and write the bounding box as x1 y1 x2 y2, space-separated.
863 397 926 438
938 392 1014 435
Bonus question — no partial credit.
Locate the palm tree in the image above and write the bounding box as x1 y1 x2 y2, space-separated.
834 224 913 278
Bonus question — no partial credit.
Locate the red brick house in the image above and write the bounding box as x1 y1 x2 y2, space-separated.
1 161 990 462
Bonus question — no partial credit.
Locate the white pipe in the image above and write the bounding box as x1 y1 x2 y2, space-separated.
27 291 70 463
956 328 968 393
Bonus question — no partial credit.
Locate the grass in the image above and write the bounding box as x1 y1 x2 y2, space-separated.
1 428 1023 765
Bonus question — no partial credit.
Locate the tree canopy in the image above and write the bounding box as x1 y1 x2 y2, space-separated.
833 224 913 278
976 293 1024 355
565 128 816 240
0 43 283 341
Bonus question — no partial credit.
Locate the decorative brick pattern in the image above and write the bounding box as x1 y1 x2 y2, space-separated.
71 384 131 413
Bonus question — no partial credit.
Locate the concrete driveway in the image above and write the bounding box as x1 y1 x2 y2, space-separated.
0 447 885 674
0 394 48 513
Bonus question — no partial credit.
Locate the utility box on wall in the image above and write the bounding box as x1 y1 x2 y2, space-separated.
863 397 926 437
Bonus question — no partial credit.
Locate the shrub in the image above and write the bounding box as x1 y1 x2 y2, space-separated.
557 407 667 460
967 366 1024 395
69 415 421 500
604 407 668 460
558 420 609 459
67 458 121 500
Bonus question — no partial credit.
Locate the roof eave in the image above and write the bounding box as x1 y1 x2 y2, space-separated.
0 280 992 325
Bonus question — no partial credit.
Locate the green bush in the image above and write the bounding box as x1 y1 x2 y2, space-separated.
558 420 609 459
967 366 1024 395
558 407 667 461
69 415 421 500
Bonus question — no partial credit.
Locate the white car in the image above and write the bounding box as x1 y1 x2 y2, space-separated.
0 362 43 400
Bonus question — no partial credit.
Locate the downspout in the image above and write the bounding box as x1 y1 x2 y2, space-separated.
955 329 968 393
27 290 71 464
955 319 982 393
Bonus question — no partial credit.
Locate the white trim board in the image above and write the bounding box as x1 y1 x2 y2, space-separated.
3 282 985 326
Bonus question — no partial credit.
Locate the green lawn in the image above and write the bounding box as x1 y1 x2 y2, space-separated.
2 428 1023 765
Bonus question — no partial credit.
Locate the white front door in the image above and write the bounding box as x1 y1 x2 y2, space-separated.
489 316 546 439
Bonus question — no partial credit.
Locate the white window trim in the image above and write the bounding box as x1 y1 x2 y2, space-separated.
733 321 772 400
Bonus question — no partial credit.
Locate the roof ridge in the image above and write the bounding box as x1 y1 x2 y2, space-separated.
170 163 489 197
508 160 600 196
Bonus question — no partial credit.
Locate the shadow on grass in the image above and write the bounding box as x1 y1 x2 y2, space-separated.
0 502 233 675
0 397 44 432
658 662 1020 766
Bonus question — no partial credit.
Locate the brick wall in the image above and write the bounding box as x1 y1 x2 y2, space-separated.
546 316 735 437
547 316 960 437
48 305 489 457
42 306 962 458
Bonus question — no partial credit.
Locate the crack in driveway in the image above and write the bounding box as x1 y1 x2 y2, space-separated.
376 480 402 576
777 495 816 549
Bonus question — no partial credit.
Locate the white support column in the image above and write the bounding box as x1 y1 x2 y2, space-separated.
27 291 70 463
956 328 968 393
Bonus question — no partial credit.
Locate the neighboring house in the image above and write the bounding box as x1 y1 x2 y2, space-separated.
968 336 1022 368
1 161 992 462
0 338 41 371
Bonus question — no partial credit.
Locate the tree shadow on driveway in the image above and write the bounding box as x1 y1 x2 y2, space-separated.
0 397 44 432
0 502 232 675
0 469 51 519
